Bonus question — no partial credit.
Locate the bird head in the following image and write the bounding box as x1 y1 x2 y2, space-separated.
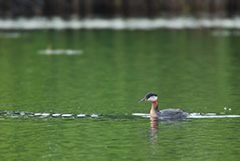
138 92 158 103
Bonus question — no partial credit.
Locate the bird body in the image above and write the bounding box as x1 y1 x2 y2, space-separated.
158 109 189 119
139 92 189 119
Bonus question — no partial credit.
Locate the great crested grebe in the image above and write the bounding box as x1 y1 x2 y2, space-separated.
138 92 189 119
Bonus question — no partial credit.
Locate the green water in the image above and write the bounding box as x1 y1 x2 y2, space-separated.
0 29 240 160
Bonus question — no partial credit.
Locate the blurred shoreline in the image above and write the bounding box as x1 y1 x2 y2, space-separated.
1 17 240 30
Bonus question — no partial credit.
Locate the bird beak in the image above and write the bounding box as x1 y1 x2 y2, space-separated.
138 97 147 103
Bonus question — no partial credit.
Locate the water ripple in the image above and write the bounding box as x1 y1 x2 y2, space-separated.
1 110 240 120
132 113 240 119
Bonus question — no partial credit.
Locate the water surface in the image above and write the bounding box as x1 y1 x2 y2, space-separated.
0 29 240 160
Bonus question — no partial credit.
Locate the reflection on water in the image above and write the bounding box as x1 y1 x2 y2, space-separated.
0 29 240 161
150 117 159 145
0 32 21 38
1 29 240 115
0 110 240 161
38 49 83 55
149 117 188 145
2 17 240 30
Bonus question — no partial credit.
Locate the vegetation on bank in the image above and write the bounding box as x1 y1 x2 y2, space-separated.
0 0 240 18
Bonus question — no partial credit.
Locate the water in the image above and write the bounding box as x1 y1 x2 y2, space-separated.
0 29 240 160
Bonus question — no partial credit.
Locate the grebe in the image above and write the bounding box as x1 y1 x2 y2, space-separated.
138 92 189 119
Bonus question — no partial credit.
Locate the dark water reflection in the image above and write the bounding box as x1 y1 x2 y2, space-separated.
150 118 159 145
149 117 191 145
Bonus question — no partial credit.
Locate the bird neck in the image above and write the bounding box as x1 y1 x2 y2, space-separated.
150 99 159 118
